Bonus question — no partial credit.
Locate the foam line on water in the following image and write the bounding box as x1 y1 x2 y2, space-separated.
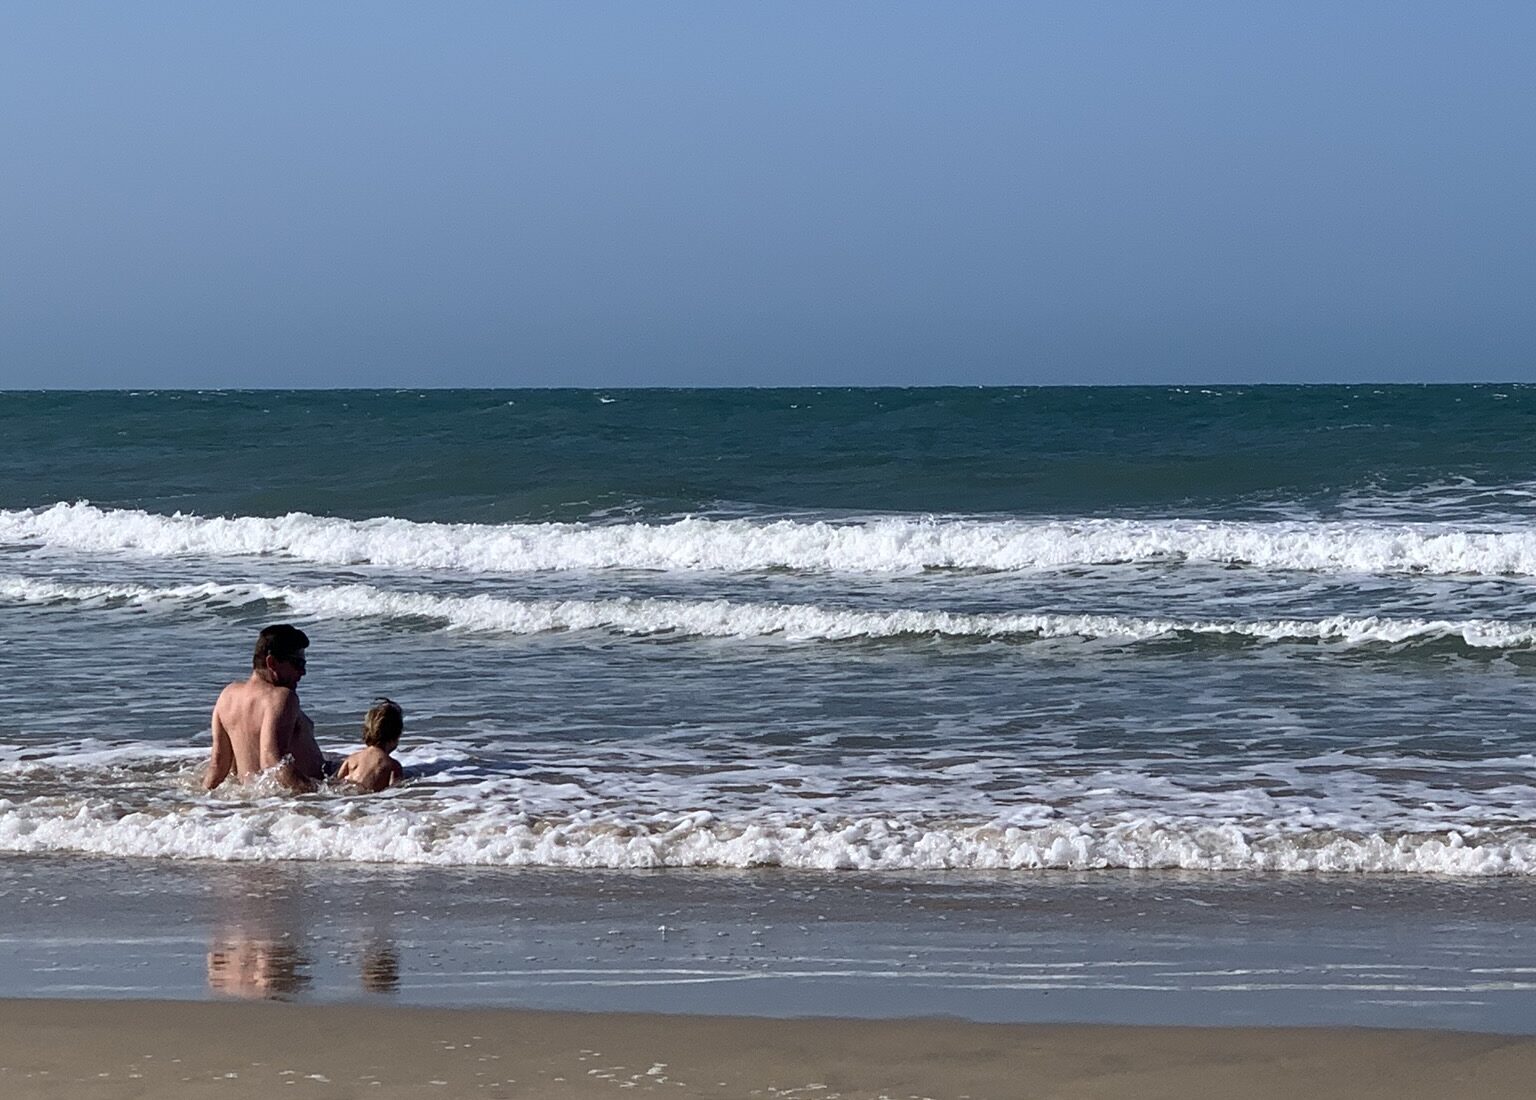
3 575 1534 648
10 502 1536 576
4 740 1535 874
0 797 1532 874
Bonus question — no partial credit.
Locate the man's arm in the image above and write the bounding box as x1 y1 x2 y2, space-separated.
203 707 235 791
259 690 315 793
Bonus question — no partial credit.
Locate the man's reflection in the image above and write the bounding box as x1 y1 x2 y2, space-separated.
207 936 312 998
206 868 312 999
205 865 403 999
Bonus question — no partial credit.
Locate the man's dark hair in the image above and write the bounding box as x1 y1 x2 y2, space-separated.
253 624 310 669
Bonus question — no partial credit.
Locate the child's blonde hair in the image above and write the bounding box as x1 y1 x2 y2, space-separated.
362 698 403 748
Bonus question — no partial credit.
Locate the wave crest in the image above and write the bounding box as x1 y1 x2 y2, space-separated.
0 799 1529 874
3 576 1533 648
8 502 1536 576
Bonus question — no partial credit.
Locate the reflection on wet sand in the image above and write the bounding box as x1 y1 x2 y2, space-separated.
359 942 400 994
205 865 400 999
206 867 313 1000
207 938 311 999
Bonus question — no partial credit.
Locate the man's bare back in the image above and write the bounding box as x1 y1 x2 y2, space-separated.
204 625 323 793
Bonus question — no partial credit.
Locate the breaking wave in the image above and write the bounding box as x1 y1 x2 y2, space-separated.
3 576 1533 648
8 502 1536 576
5 740 1534 875
0 797 1531 874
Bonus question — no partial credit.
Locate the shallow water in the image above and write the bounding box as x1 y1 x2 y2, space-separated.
2 386 1536 877
4 858 1536 1031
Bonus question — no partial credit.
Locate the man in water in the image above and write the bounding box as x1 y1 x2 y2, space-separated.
203 624 325 792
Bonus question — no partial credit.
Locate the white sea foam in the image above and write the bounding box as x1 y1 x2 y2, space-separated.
8 501 1536 577
3 740 1533 874
3 575 1533 647
0 796 1532 874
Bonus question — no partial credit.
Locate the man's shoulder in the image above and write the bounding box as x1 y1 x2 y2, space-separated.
218 677 297 708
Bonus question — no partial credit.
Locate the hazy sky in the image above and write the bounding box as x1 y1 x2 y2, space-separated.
4 3 1534 387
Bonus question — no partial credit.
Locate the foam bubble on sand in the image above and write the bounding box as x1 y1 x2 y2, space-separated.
9 501 1536 576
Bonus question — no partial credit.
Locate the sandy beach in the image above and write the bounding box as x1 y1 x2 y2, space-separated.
3 998 1534 1100
9 0 1536 1082
10 393 1536 1093
4 861 1535 1100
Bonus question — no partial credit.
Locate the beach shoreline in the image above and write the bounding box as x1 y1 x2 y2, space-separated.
3 997 1534 1099
10 386 1536 1090
3 856 1535 1033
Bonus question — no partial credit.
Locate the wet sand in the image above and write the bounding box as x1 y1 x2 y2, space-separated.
5 857 1536 1097
5 858 1536 1032
2 998 1534 1099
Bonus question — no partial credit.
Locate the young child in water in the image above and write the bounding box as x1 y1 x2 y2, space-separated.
334 698 405 793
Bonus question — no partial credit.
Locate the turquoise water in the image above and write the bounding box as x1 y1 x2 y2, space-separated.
2 385 1536 874
5 385 1534 521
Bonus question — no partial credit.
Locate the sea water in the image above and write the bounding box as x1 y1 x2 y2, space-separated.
3 386 1535 877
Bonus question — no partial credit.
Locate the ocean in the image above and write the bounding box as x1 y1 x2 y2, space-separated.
4 385 1536 1025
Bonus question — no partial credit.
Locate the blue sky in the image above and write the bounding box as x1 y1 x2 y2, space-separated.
3 3 1533 387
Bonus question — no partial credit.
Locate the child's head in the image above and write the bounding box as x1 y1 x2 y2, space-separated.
362 698 403 750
